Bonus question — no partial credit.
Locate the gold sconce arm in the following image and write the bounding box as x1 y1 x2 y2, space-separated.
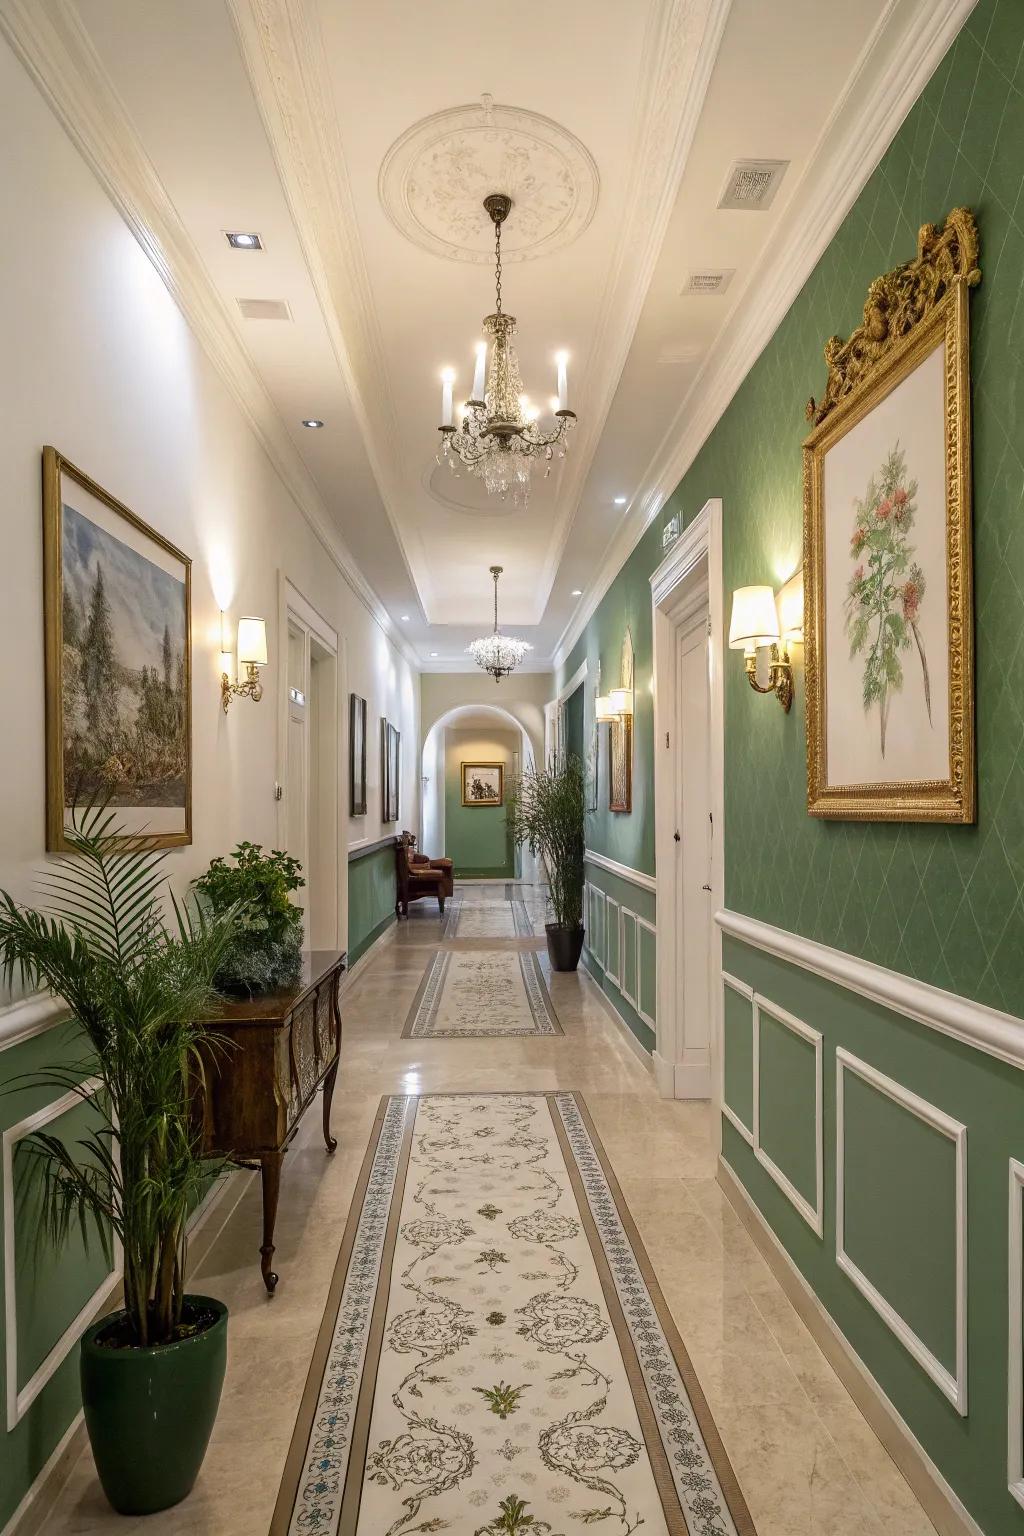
221 661 264 713
744 644 793 712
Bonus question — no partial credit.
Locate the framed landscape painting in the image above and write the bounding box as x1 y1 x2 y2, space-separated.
381 718 400 822
461 762 503 806
43 447 191 850
350 693 367 816
803 209 979 822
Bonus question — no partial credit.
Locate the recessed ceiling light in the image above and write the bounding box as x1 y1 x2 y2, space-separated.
430 651 439 657
225 231 262 249
571 589 583 597
400 614 410 622
614 495 628 505
301 418 324 429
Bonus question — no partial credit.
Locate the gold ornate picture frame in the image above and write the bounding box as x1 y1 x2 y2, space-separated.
803 208 979 823
43 447 192 850
461 762 503 807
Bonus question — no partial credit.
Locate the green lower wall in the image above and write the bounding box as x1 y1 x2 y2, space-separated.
444 729 515 878
347 845 396 964
581 861 656 1052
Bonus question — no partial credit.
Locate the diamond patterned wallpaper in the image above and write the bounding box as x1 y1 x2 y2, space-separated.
563 0 1024 1015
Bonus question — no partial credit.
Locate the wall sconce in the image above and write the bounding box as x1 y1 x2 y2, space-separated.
729 584 793 712
221 614 267 712
595 687 633 723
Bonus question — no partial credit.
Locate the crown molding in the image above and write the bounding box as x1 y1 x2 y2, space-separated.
533 0 732 617
224 0 432 615
552 0 978 672
0 0 421 674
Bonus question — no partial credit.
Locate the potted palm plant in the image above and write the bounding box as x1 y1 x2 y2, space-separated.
506 753 585 971
0 807 239 1516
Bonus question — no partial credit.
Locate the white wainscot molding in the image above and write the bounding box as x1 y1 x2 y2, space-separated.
0 992 67 1054
836 1049 967 1416
584 849 657 894
753 996 823 1238
3 1079 123 1428
717 908 1024 1072
1008 1158 1024 1509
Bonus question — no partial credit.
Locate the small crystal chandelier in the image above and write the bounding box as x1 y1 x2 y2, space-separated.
467 566 532 682
437 193 576 509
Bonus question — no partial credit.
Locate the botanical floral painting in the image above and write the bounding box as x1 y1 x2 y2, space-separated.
821 343 949 789
45 452 191 847
844 442 930 757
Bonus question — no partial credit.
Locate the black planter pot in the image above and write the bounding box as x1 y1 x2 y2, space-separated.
80 1295 228 1516
546 923 585 972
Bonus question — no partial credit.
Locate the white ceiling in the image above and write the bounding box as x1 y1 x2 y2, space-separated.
68 0 897 666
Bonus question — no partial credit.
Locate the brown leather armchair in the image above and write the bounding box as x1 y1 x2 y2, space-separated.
394 832 454 917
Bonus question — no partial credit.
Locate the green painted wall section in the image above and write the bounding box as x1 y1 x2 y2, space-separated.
756 1008 819 1213
723 928 1023 1533
561 0 1024 1016
0 1023 110 1531
348 845 396 965
722 985 753 1132
564 683 585 765
582 862 656 1051
444 729 515 878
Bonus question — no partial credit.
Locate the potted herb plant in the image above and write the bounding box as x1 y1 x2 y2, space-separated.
193 841 304 995
506 753 585 971
0 807 239 1516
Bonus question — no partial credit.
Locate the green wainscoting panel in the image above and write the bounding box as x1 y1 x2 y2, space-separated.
722 980 754 1135
840 1064 959 1378
347 844 396 964
13 1091 113 1391
605 897 621 982
581 861 656 1052
756 1006 820 1222
620 913 638 1004
638 922 656 1023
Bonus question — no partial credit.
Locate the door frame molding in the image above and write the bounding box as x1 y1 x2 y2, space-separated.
649 499 725 1108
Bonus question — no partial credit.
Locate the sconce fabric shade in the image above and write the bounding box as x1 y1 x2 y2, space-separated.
236 616 267 666
729 586 780 651
608 687 634 717
777 569 804 644
595 695 617 723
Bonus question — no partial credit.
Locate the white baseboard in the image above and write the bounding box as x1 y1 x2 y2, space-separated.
718 1157 984 1536
581 968 654 1074
341 916 397 993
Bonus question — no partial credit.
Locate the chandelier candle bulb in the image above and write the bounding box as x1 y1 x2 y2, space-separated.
471 342 487 403
440 370 455 429
556 351 569 411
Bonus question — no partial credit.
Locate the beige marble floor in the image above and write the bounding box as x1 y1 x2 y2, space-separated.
27 895 936 1536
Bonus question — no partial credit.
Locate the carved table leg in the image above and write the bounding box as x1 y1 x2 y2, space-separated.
322 1058 339 1154
259 1150 284 1294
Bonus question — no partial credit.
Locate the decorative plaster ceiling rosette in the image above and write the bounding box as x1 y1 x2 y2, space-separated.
379 99 599 263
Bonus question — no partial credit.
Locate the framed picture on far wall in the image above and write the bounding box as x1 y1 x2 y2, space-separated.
462 762 503 806
381 718 400 822
350 693 367 816
42 446 191 851
803 208 978 823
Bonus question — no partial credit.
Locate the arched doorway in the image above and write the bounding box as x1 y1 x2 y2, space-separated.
421 704 538 881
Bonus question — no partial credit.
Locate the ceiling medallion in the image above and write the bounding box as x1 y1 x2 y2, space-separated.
378 96 599 264
437 194 576 508
468 565 532 682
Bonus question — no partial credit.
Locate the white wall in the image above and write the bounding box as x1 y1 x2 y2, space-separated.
0 34 419 978
420 672 552 769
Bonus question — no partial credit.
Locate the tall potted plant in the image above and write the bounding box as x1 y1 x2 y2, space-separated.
0 808 239 1516
506 753 585 971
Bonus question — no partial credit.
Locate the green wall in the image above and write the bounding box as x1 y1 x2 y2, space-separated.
347 844 396 964
560 2 1024 1527
444 728 515 878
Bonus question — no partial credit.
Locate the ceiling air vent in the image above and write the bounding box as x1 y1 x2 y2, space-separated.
718 159 789 211
236 297 292 321
681 269 735 297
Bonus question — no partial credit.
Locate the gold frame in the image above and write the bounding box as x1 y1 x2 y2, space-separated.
608 715 633 813
461 761 504 807
803 209 979 823
43 446 192 851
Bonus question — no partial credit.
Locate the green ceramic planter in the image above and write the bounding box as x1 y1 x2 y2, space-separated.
80 1295 228 1516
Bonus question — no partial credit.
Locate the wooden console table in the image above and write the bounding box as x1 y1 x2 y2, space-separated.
199 949 346 1293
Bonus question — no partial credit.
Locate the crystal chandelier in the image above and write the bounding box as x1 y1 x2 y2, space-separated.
437 193 576 508
467 565 532 681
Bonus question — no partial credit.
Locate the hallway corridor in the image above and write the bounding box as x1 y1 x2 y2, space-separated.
29 885 933 1536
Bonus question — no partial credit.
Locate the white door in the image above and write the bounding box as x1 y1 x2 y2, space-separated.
674 618 712 1094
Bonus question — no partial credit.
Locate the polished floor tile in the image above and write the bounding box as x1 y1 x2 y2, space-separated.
27 898 935 1536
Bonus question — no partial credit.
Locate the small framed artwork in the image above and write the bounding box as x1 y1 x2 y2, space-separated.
462 762 503 807
381 718 400 822
349 694 367 816
803 208 979 822
42 447 191 850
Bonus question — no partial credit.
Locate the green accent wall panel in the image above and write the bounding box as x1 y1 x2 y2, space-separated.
841 1067 958 1375
756 1007 819 1215
722 982 754 1133
444 730 515 879
638 922 656 1023
581 865 657 1053
348 845 396 964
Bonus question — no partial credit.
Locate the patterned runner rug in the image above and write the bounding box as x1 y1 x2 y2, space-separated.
443 898 536 939
402 950 562 1037
272 1093 755 1536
